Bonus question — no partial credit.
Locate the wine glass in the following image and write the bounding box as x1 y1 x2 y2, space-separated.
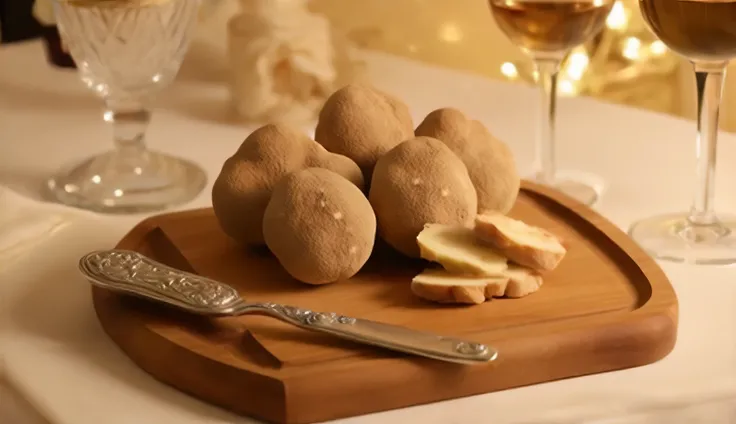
488 0 615 205
48 0 206 213
629 0 736 264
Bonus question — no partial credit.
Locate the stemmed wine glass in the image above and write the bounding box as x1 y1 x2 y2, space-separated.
48 0 206 213
488 0 615 206
629 0 736 264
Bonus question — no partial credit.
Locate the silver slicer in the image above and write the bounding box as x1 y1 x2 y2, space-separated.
79 249 499 365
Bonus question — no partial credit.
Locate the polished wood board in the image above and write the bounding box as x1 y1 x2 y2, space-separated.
92 181 678 424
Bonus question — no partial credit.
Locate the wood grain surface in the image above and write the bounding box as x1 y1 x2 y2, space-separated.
92 181 678 424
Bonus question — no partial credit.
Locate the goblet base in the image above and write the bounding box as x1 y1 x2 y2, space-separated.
628 213 736 265
47 149 206 214
528 171 601 206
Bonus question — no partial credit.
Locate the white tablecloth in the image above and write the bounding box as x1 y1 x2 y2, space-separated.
1 40 736 424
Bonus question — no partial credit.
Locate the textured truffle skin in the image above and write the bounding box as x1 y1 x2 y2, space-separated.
212 123 363 246
263 168 377 285
416 107 520 214
368 136 478 258
314 83 415 183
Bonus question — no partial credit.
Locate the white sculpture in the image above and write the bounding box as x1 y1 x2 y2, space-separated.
227 0 363 124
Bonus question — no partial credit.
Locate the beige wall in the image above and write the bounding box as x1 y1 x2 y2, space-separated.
181 0 736 131
13 0 735 129
307 0 735 131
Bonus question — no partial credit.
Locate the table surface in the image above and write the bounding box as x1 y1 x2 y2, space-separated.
1 39 736 424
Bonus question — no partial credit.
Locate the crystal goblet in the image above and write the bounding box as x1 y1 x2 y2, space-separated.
48 0 206 213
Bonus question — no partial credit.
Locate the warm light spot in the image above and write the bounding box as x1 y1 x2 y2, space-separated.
500 62 518 79
566 51 589 81
412 178 422 186
622 37 642 60
559 80 576 96
606 1 627 31
333 211 343 220
650 40 667 56
319 200 326 208
113 189 124 197
91 175 101 184
441 188 450 197
349 245 358 254
439 22 463 43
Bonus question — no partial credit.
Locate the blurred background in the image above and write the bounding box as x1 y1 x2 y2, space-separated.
4 0 736 130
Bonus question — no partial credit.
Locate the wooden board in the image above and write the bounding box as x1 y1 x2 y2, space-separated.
92 181 678 424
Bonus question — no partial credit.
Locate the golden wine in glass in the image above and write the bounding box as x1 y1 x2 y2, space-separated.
488 0 614 205
630 0 736 264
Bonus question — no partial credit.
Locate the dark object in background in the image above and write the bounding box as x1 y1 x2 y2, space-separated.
0 0 42 42
40 25 76 68
0 0 76 68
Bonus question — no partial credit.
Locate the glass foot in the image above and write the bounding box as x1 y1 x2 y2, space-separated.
628 213 736 265
46 149 207 214
528 171 601 206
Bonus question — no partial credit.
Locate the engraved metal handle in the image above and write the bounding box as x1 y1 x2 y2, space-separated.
80 250 498 365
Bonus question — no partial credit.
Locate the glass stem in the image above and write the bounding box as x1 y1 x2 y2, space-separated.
534 58 561 185
104 97 151 159
689 63 726 226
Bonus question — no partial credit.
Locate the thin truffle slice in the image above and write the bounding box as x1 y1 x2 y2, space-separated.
411 265 543 305
416 223 508 276
411 269 509 304
474 212 566 272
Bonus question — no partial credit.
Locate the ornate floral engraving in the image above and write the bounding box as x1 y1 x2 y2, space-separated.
84 250 241 309
255 302 356 326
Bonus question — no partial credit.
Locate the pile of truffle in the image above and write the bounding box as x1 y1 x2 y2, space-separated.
212 83 521 286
